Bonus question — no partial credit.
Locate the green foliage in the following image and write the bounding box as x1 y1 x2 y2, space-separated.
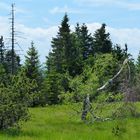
112 102 140 119
13 69 45 106
112 120 127 136
24 42 44 106
93 23 112 54
0 36 21 75
0 69 32 129
0 67 47 129
96 92 123 103
45 15 130 104
49 14 72 74
1 12 140 134
112 44 128 62
93 53 119 85
67 33 84 76
4 50 21 74
59 92 74 104
0 64 9 85
47 15 84 78
43 72 65 105
24 42 42 85
75 23 94 60
62 67 99 102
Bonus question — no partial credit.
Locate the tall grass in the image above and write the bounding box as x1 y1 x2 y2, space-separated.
0 103 140 140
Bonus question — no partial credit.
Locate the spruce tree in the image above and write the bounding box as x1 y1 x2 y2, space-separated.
93 23 112 54
24 42 44 106
5 50 21 74
46 52 54 74
47 14 85 77
44 14 75 104
24 41 42 86
68 33 83 76
43 71 64 105
113 44 127 62
75 23 94 60
50 14 72 74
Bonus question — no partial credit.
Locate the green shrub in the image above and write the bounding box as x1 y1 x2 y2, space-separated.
68 67 99 102
0 84 29 129
112 102 140 118
96 92 124 103
0 69 37 129
59 92 75 104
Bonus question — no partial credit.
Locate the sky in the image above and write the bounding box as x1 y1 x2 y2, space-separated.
0 0 140 63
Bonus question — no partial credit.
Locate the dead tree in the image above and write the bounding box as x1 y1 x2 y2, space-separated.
81 58 130 121
11 4 15 74
81 94 94 121
0 36 5 64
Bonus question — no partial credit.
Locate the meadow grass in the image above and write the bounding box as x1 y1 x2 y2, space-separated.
0 103 140 140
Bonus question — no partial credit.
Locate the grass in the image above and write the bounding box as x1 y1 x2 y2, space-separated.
0 103 140 140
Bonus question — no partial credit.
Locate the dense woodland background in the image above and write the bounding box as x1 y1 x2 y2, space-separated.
0 14 140 129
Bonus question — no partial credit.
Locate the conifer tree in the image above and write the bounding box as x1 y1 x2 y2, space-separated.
46 52 54 74
75 23 94 60
24 42 42 83
50 14 72 74
24 42 44 106
5 50 21 74
0 69 32 129
93 23 112 54
68 33 83 76
44 14 75 104
112 44 130 63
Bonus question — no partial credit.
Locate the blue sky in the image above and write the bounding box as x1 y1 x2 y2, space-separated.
0 0 140 63
1 0 140 28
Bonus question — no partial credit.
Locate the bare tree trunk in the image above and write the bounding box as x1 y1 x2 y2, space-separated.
81 94 92 121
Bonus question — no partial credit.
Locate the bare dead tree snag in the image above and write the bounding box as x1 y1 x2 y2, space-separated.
81 94 93 121
81 58 130 122
11 3 15 74
0 36 4 64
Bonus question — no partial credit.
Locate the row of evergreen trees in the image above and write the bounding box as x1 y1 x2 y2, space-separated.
0 14 140 129
44 14 135 104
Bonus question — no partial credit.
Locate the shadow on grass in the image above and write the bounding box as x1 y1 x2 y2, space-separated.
0 127 39 138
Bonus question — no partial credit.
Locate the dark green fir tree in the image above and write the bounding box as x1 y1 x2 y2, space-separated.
93 23 112 54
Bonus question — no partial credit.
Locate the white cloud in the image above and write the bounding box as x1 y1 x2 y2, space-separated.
122 2 140 10
20 0 33 1
15 24 58 63
75 0 115 6
0 16 10 37
75 0 140 11
49 5 83 14
108 27 140 59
